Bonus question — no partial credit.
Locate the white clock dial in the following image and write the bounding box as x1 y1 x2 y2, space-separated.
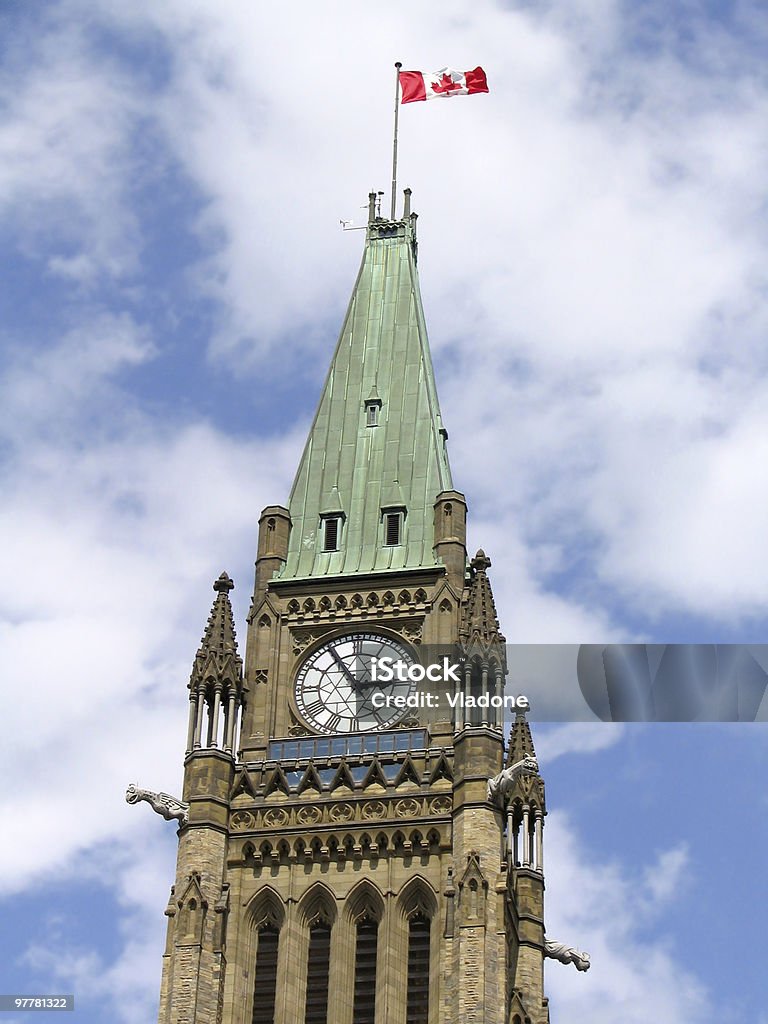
294 632 414 733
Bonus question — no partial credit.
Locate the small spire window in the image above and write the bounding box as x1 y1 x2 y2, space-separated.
364 395 382 427
322 516 341 552
383 511 403 547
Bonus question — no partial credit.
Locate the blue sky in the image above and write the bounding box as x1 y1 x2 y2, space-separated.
1 1 767 1021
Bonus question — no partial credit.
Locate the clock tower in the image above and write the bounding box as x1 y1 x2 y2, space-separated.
151 192 554 1024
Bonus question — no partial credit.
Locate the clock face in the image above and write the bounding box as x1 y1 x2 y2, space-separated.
294 632 415 733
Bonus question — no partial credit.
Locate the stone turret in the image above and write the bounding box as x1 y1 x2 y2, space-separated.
505 712 548 1024
158 573 244 1024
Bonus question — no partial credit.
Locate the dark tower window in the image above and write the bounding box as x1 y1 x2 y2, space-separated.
352 918 378 1024
252 924 279 1024
304 922 331 1024
323 516 340 551
406 913 430 1024
364 394 382 426
384 511 402 546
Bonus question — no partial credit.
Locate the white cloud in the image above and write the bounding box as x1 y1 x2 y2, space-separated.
0 20 144 284
643 843 690 906
536 722 626 762
0 315 301 893
544 814 707 1023
0 313 152 441
20 829 175 1024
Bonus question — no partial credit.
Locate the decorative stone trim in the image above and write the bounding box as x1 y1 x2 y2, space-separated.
261 808 289 829
284 589 431 627
234 824 448 867
231 810 256 831
428 795 452 814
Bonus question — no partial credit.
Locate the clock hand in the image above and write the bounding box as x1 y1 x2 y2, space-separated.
354 677 405 690
329 648 361 689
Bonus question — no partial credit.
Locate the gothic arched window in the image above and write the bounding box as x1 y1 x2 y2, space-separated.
252 923 279 1024
406 911 430 1024
352 916 378 1024
304 921 331 1024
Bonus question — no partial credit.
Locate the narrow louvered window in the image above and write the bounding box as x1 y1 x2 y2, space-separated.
366 403 379 426
323 517 339 551
304 922 331 1024
252 925 279 1024
406 914 430 1024
384 512 401 546
352 918 378 1024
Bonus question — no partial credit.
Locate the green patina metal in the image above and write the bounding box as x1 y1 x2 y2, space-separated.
281 212 452 581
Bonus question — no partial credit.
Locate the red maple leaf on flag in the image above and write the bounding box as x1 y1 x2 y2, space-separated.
430 72 462 96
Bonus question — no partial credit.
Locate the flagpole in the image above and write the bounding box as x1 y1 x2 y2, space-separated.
391 61 402 220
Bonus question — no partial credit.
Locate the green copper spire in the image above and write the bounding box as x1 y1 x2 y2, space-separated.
281 196 452 580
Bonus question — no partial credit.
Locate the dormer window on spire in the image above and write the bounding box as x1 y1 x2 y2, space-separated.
319 488 345 553
324 518 339 551
321 514 343 552
366 402 379 427
385 513 401 546
364 388 382 428
382 506 406 547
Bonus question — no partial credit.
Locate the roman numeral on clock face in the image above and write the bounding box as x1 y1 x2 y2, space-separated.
304 699 325 718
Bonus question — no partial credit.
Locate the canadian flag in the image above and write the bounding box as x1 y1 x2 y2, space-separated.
399 67 489 103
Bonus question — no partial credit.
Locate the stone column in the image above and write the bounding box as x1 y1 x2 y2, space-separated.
455 667 464 732
464 666 472 727
193 690 205 749
186 693 197 755
224 693 237 754
481 666 489 727
275 899 299 1024
378 893 406 1024
210 684 222 748
534 811 544 874
329 911 354 1024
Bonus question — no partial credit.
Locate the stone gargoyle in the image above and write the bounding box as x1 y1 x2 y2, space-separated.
125 783 189 825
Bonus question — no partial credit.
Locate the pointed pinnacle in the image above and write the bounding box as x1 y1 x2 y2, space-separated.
471 549 491 570
214 571 234 593
189 573 243 693
507 709 536 766
461 548 505 647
